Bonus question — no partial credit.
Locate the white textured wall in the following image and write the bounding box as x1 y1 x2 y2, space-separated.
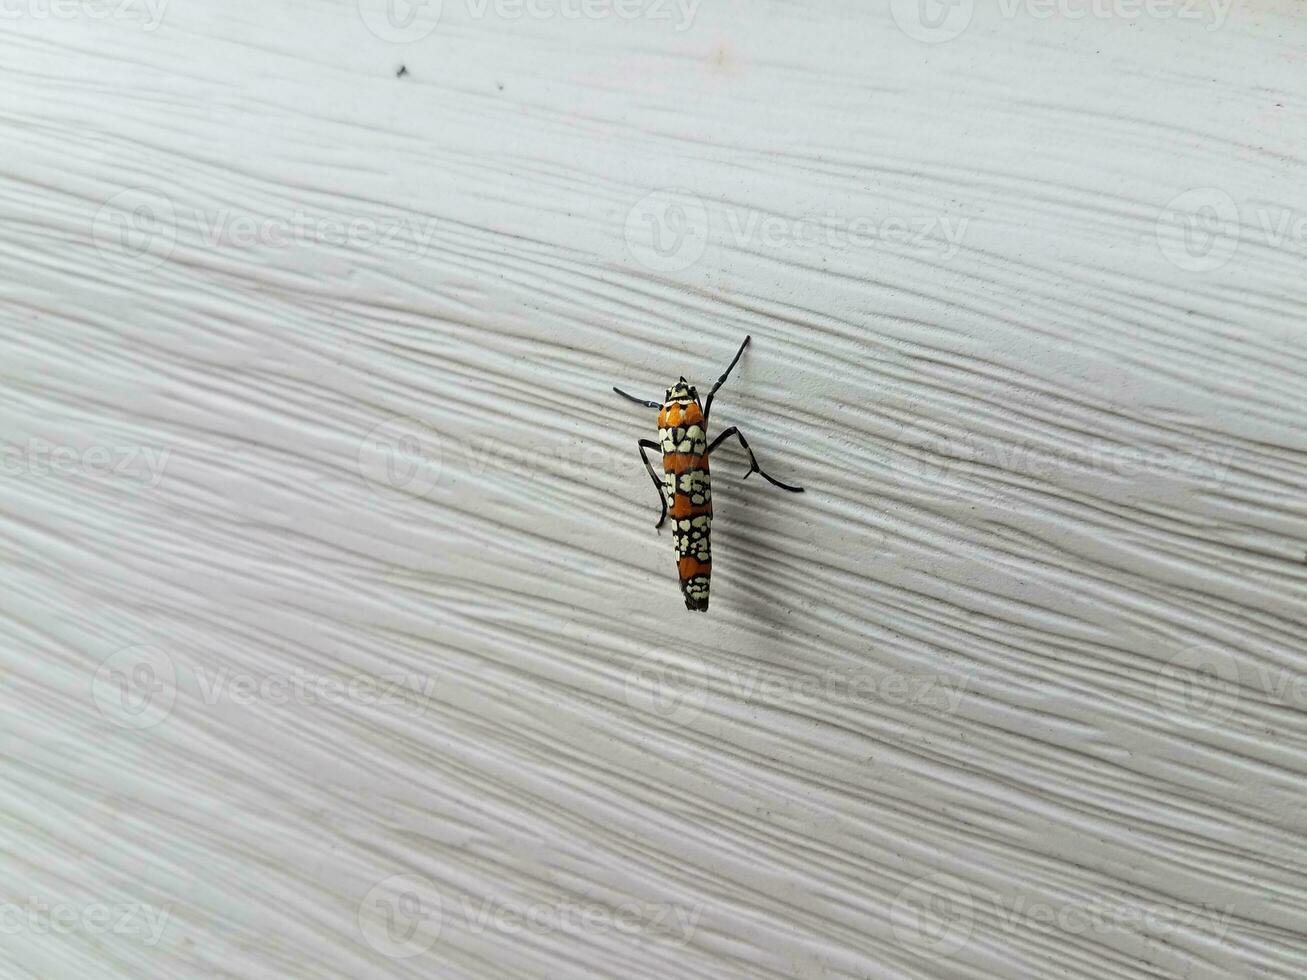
2 1 1305 977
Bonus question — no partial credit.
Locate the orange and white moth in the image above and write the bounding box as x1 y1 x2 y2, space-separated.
614 336 803 611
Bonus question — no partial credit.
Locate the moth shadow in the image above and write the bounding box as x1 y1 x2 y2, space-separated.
715 502 797 638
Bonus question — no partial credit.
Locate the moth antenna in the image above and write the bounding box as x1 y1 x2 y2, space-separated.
613 386 661 409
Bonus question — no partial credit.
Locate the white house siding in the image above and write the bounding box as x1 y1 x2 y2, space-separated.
1 1 1305 978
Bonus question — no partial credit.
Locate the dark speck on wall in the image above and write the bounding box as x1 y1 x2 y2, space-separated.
396 65 408 78
496 81 504 91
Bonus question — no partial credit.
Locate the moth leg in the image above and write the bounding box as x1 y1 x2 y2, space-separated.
703 335 750 425
706 426 803 493
637 439 669 527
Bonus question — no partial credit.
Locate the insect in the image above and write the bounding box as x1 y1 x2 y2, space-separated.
614 335 803 612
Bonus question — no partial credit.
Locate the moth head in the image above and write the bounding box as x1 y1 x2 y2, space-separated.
665 376 698 402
